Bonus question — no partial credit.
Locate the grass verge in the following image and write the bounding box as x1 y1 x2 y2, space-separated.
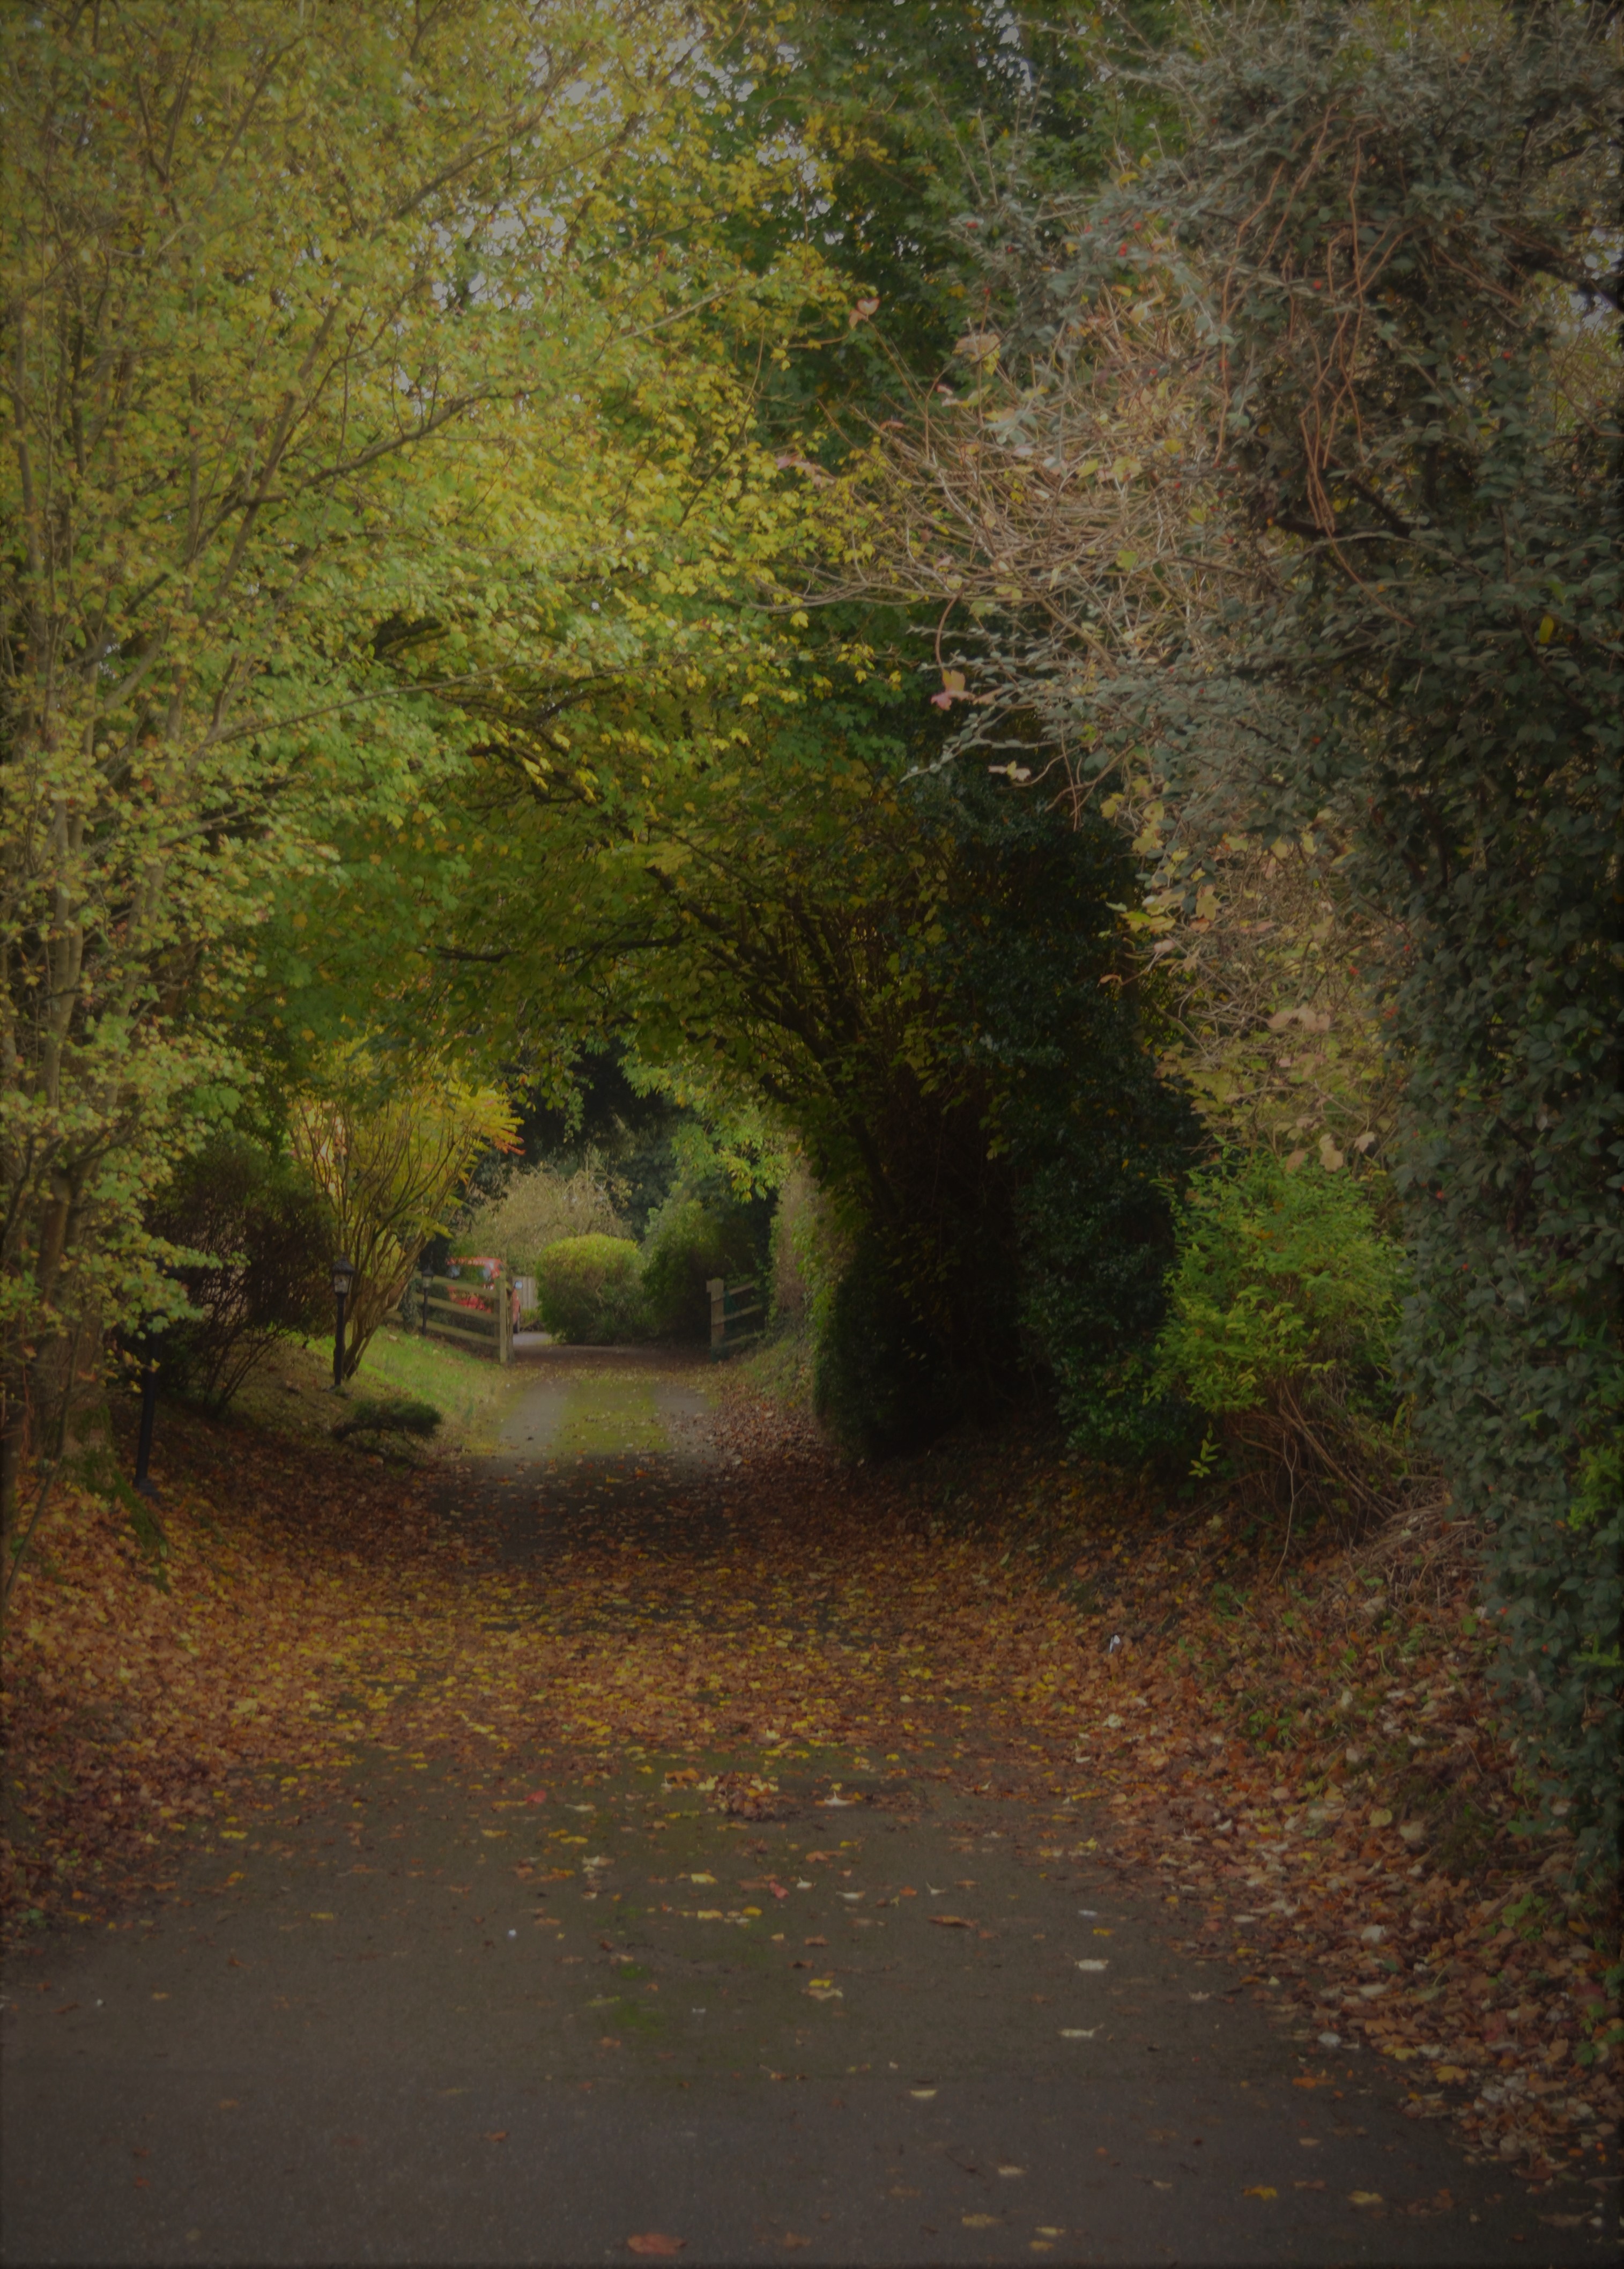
227 1326 517 1457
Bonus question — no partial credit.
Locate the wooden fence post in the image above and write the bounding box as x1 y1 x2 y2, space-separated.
496 1267 513 1366
707 1277 725 1355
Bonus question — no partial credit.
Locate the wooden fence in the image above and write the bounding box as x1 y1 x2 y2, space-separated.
413 1268 513 1365
707 1276 765 1358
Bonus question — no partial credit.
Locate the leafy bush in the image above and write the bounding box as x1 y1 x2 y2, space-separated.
144 1134 333 1410
813 1236 957 1460
1152 1155 1408 1526
533 1236 646 1344
640 1197 757 1342
331 1394 442 1444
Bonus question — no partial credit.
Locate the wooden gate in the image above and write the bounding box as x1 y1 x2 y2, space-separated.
707 1276 764 1358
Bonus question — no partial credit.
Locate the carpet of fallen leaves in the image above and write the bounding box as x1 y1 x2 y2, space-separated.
2 1371 1617 2204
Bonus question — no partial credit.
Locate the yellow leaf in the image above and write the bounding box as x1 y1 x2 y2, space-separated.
1243 2186 1278 2200
1537 615 1555 643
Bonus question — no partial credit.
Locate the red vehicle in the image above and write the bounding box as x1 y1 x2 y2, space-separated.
445 1255 520 1332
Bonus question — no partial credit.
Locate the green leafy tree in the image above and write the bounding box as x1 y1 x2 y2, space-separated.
429 632 1194 1444
1 0 837 1520
288 1049 516 1378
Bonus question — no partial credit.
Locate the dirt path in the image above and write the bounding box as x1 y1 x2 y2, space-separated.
2 1354 1612 2265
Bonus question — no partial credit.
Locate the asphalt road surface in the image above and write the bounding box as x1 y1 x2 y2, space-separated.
3 1355 1614 2266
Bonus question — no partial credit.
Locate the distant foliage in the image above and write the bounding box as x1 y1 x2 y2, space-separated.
145 1134 332 1411
458 1158 626 1273
533 1237 646 1345
640 1198 758 1343
1153 1156 1409 1526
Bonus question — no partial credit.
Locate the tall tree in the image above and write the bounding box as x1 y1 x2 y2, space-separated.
1 0 830 1511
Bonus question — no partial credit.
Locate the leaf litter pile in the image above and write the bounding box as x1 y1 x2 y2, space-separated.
3 1380 1617 2204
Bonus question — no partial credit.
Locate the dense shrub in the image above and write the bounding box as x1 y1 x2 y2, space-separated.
640 1196 758 1342
813 1236 958 1460
331 1394 442 1444
533 1236 646 1344
144 1133 333 1410
1152 1156 1409 1526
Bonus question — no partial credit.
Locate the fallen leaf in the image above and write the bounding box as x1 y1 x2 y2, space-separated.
962 2214 998 2228
627 2238 686 2257
1348 2192 1383 2208
486 2131 508 2143
1243 2186 1278 2200
930 1915 974 1929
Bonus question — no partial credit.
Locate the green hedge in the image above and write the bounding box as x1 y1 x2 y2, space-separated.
533 1236 647 1344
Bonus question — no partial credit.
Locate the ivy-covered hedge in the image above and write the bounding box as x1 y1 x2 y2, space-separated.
1036 3 1621 1869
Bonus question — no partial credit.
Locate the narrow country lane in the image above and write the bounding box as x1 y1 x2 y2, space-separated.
1 1352 1611 2266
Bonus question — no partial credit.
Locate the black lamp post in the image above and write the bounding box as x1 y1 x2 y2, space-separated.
330 1253 355 1391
